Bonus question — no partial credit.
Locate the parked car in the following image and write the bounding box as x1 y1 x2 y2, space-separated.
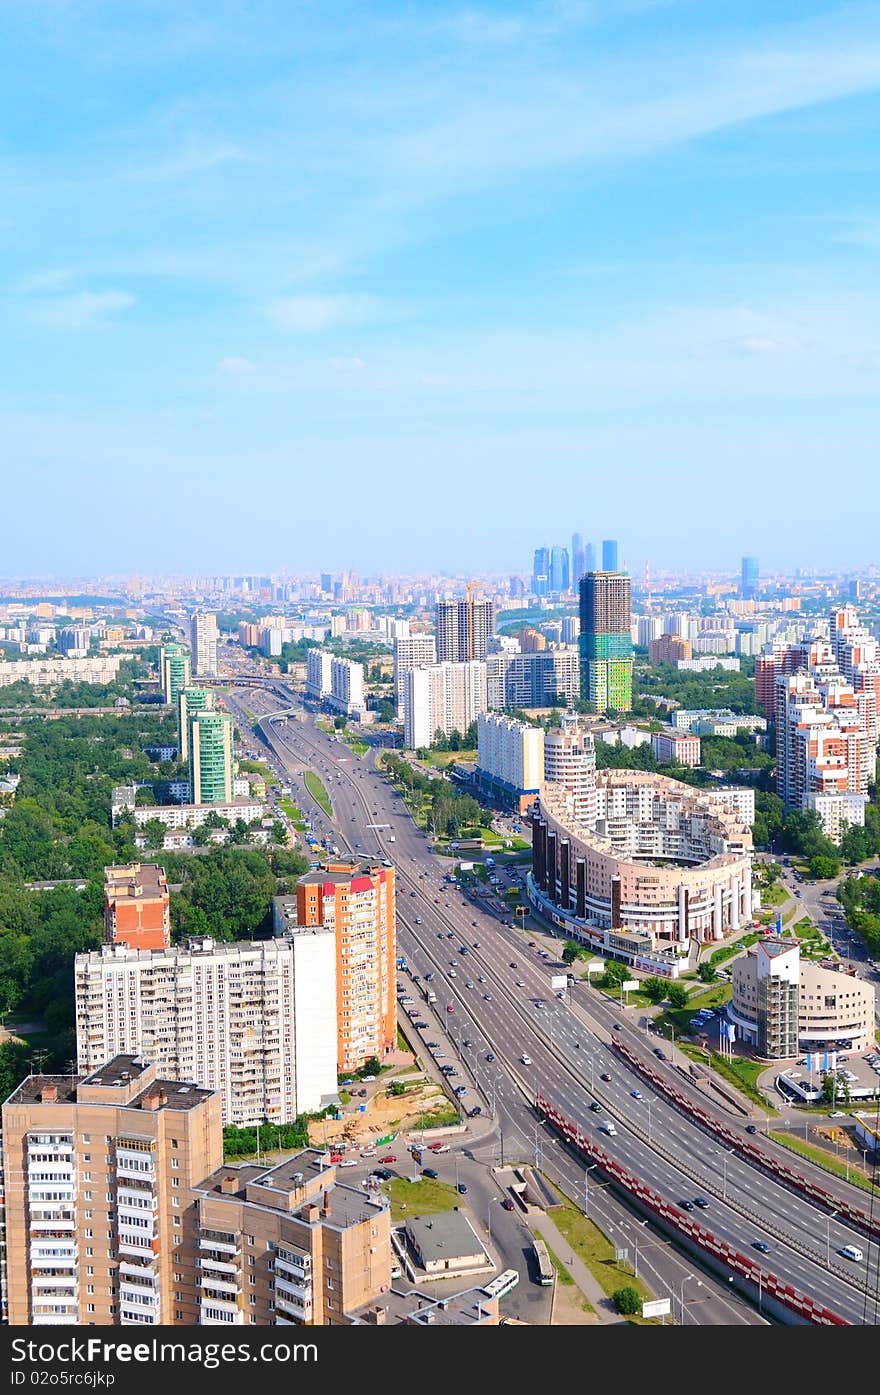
457 1183 468 1194
423 1167 439 1179
501 1198 515 1211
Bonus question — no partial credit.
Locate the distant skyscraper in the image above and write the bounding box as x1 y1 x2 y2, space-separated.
584 542 596 572
320 572 333 593
532 546 550 598
571 533 586 586
434 598 494 663
191 611 219 676
579 572 633 712
601 539 618 572
550 546 570 593
740 556 759 600
178 685 214 761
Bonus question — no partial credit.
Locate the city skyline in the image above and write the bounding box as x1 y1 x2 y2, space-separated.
5 2 880 575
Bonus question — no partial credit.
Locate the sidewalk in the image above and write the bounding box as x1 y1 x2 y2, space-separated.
525 1210 628 1324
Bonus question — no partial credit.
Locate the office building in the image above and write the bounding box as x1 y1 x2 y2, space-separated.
648 633 692 665
306 647 334 700
403 662 488 749
191 612 219 678
177 685 214 761
543 712 597 827
740 556 759 601
475 713 544 813
190 710 234 805
549 546 570 594
329 655 365 716
651 729 701 767
434 598 494 663
2 1056 221 1326
392 634 436 718
730 941 875 1058
584 542 596 572
532 547 550 598
571 533 585 587
75 933 338 1125
160 643 191 707
579 572 633 712
103 864 171 952
295 860 396 1075
601 539 618 572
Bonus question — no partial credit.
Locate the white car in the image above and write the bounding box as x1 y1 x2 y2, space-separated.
521 1054 532 1066
338 1159 358 1168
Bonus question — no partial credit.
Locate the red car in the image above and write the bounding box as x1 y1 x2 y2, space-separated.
446 1003 455 1013
428 1142 443 1151
378 1154 397 1164
501 1198 515 1211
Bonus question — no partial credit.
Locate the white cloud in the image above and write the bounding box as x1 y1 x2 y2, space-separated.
27 290 135 329
270 294 379 334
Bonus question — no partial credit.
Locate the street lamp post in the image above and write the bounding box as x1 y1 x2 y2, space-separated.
679 1273 695 1326
722 1147 735 1202
825 1210 838 1268
584 1163 597 1214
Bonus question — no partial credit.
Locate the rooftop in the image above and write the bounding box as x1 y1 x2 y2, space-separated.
405 1210 487 1263
104 862 168 901
6 1056 214 1113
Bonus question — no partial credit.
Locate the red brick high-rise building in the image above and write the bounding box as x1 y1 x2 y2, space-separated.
103 864 171 951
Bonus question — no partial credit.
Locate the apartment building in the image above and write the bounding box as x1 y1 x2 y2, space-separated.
306 648 333 700
295 860 396 1074
112 796 265 832
191 612 219 678
160 643 191 707
651 729 701 768
392 633 436 717
329 655 365 716
103 864 170 952
434 598 494 664
403 661 488 749
648 633 692 665
542 711 597 828
484 647 579 710
775 638 877 838
177 685 214 762
831 604 880 742
192 1148 392 1325
579 571 633 711
2 1056 221 1326
75 934 338 1125
475 712 544 813
0 654 124 690
190 710 234 805
671 708 767 736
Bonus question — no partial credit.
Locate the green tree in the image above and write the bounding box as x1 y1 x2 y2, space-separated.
697 962 718 983
142 818 168 849
359 1056 381 1078
667 983 689 1010
561 940 582 966
808 854 840 880
601 960 627 989
612 1286 641 1315
641 977 667 1004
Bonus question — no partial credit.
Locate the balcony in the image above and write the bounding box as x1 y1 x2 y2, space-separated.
198 1274 240 1297
276 1248 311 1276
274 1274 312 1303
119 1261 159 1282
274 1292 313 1321
199 1233 240 1255
198 1255 239 1276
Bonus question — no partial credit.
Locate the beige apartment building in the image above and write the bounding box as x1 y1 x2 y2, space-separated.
730 940 876 1058
1 1056 221 1326
193 1148 392 1325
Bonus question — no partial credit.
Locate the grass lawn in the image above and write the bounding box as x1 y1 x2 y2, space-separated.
383 1177 461 1223
769 1132 876 1193
760 882 789 907
672 1045 771 1110
304 769 332 816
709 931 760 967
418 749 477 768
543 1241 575 1286
417 1104 461 1129
278 797 307 829
656 983 732 1036
549 1192 657 1323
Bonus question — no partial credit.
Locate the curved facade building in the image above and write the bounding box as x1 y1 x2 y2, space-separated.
532 771 753 945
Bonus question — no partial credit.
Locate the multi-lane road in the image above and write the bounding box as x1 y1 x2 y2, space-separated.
225 680 880 1326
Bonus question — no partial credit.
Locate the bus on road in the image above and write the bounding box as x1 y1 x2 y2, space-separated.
531 1238 554 1286
480 1269 520 1301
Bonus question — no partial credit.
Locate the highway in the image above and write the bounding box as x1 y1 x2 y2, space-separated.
225 680 880 1325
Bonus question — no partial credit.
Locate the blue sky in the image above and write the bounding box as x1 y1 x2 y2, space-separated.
4 1 880 579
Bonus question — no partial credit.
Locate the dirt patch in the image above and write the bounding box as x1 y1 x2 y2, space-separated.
552 1281 599 1325
307 1071 457 1149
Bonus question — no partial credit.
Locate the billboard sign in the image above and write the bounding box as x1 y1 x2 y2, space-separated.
550 975 568 991
621 979 640 992
586 960 604 974
642 1298 671 1319
459 861 474 871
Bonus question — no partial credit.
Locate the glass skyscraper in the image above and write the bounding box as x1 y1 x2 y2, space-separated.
579 571 633 712
601 539 619 572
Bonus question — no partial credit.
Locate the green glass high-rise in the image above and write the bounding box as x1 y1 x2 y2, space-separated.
189 710 234 805
579 571 633 713
178 686 215 761
161 642 192 706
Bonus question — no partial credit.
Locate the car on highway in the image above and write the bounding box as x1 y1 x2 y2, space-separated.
472 942 480 949
448 969 457 978
653 1048 666 1060
515 979 525 988
437 932 444 939
415 915 423 924
745 1124 758 1134
694 1197 710 1209
426 1041 439 1049
483 992 492 1000
414 1020 428 1029
446 1004 455 1013
589 1101 601 1112
478 975 487 983
465 980 474 989
679 1199 695 1212
521 1054 532 1065
534 1000 544 1009
630 1090 643 1100
752 1240 770 1253
454 1086 468 1096
510 962 518 969
600 1072 612 1082
457 1183 468 1194
425 972 434 981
